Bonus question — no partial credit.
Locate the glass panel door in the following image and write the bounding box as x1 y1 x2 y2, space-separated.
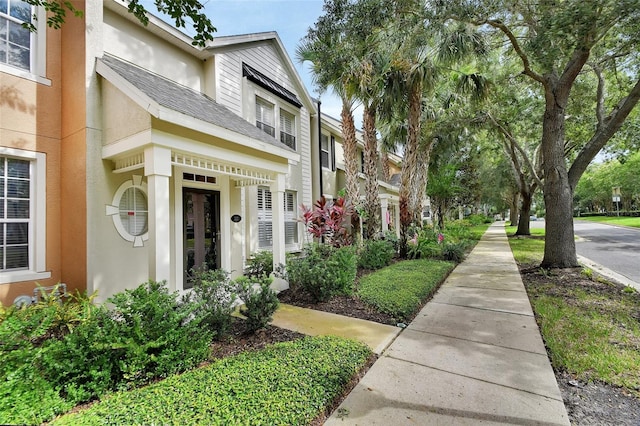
183 189 220 288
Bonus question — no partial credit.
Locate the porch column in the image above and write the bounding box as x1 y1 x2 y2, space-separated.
270 174 287 291
270 174 286 267
144 146 172 285
380 197 389 233
394 202 401 238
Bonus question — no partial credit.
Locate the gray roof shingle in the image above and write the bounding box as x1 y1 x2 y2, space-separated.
98 54 295 152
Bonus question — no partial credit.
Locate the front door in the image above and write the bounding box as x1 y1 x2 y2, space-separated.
183 189 221 288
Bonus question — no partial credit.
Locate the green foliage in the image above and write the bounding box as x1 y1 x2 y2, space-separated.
98 281 212 386
244 250 274 278
0 290 101 424
184 269 237 340
286 244 357 302
1 281 215 424
52 336 372 426
441 241 467 263
357 259 454 322
235 276 279 333
358 239 396 270
466 214 492 225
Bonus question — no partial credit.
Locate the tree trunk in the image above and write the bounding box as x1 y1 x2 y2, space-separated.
363 104 380 239
411 138 435 225
398 85 422 257
381 150 390 182
515 189 532 236
509 192 520 226
541 93 578 268
341 99 360 208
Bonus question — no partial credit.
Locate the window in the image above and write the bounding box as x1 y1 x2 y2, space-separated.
0 156 30 271
280 109 296 150
0 0 32 71
0 149 48 284
255 97 275 137
257 187 298 248
284 191 298 245
321 134 330 169
106 176 149 247
257 187 272 248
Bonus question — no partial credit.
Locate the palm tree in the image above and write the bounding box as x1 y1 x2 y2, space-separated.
296 0 361 208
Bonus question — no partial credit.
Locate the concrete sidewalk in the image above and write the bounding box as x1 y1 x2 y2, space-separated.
325 222 570 425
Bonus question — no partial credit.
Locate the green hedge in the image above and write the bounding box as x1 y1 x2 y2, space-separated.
52 336 371 426
357 259 454 322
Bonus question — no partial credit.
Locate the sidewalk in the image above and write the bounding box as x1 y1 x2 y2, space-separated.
325 222 570 425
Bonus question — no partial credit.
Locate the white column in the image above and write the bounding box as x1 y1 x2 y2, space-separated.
270 174 286 267
270 174 288 291
380 197 389 233
394 201 401 238
144 146 172 286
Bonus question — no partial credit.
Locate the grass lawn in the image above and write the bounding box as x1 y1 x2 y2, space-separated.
51 336 371 426
507 228 640 396
575 215 640 228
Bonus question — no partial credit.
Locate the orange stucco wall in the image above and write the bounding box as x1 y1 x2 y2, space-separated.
0 23 63 305
60 2 88 297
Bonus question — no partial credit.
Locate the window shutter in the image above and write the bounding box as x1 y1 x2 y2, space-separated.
257 187 273 248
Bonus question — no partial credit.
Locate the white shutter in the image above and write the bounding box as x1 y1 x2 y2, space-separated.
119 187 148 236
258 187 273 247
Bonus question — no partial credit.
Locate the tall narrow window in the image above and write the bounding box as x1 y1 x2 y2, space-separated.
284 191 298 245
257 188 298 248
255 97 275 137
0 0 32 71
0 157 30 270
280 109 296 149
321 134 330 169
257 187 273 248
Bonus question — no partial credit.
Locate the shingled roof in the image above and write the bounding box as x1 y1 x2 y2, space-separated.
97 54 295 153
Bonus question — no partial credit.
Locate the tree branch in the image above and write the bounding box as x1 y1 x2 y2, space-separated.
587 63 606 128
481 19 545 84
568 77 640 190
487 112 544 188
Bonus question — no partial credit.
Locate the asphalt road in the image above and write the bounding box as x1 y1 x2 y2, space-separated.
531 219 640 285
573 220 640 285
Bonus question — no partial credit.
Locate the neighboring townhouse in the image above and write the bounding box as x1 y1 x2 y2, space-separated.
319 113 402 237
1 0 318 305
0 0 66 304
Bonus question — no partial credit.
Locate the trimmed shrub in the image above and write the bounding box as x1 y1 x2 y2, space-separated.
236 275 280 333
245 250 273 278
286 244 357 302
52 336 372 426
357 259 454 321
184 269 237 340
358 239 395 270
98 280 212 386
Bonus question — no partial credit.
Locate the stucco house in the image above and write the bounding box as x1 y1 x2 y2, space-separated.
1 0 407 306
1 0 319 304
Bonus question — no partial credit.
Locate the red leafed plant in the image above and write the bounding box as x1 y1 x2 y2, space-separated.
299 196 355 247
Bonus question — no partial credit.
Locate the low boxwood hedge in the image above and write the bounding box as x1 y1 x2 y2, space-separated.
357 259 454 322
52 336 371 425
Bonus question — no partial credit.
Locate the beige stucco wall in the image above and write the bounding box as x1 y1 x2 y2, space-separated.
102 80 151 144
103 8 204 91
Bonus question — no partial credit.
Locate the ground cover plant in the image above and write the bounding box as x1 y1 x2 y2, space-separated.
51 336 372 426
507 226 640 424
357 259 454 323
575 216 640 228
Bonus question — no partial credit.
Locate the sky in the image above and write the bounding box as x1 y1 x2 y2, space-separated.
144 0 351 123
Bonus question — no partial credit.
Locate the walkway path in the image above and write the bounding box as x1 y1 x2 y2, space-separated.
324 222 570 425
